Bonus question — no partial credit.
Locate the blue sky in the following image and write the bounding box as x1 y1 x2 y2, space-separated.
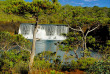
25 0 110 8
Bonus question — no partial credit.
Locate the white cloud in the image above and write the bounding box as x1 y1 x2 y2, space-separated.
94 3 99 5
84 0 97 2
75 3 84 5
71 1 84 5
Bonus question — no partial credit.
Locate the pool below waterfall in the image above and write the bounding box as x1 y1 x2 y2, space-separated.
29 40 101 62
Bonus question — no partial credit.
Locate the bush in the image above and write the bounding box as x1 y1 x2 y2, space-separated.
71 60 78 69
0 31 32 51
77 57 97 70
50 70 64 74
13 61 29 74
33 57 51 70
87 60 110 74
71 57 97 70
0 50 30 73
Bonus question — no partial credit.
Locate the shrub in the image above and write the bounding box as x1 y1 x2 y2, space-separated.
0 50 30 73
50 70 56 74
71 60 78 69
0 31 32 51
33 57 51 70
13 61 29 74
77 57 97 70
71 57 97 70
50 70 64 74
87 60 110 74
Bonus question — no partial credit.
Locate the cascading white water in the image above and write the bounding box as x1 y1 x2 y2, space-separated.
18 23 69 40
18 23 35 39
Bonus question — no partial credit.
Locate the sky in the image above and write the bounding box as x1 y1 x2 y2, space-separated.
25 0 110 8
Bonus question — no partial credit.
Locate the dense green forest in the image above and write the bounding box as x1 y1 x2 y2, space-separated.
0 0 110 74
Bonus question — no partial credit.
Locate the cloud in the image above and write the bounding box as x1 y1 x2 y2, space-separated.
71 1 84 5
84 0 97 2
94 3 99 6
75 3 84 5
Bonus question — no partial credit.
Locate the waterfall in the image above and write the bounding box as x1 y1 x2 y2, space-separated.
18 23 69 40
18 23 35 39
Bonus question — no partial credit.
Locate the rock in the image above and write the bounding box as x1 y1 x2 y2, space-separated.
36 38 40 40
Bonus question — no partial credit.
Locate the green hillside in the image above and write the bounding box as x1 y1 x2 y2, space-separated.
0 1 35 23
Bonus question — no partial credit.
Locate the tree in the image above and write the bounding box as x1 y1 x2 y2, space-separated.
29 14 38 73
28 0 61 73
69 18 101 57
0 31 31 52
52 0 58 3
63 7 101 57
2 0 61 72
59 32 82 59
28 1 41 73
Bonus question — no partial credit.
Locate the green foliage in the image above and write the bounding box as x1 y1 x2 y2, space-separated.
3 0 61 16
0 50 30 73
59 32 97 58
71 60 78 69
50 70 64 74
106 40 110 45
87 60 110 74
13 61 29 74
71 57 97 70
4 0 26 14
0 31 32 51
33 57 51 70
0 0 110 73
72 6 85 17
0 31 31 73
77 57 97 70
0 0 110 24
87 36 95 44
50 70 56 74
98 39 110 54
59 32 82 51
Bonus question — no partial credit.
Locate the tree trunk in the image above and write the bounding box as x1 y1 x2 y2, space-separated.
84 36 87 51
82 36 87 57
73 45 79 59
29 17 38 73
73 50 79 59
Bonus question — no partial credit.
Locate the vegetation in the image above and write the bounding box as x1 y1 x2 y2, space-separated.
0 31 32 52
0 0 110 74
0 50 30 74
71 57 97 70
87 60 110 74
0 0 110 32
0 1 35 22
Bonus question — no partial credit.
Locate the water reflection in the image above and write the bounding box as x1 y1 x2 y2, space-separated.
29 40 101 62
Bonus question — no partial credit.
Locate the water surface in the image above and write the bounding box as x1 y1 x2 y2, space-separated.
29 40 101 62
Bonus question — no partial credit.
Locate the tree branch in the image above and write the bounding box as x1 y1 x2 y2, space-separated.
68 24 82 31
85 24 100 37
16 43 31 54
1 45 7 50
7 45 18 51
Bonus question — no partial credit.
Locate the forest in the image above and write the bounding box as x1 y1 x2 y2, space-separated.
0 0 110 74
